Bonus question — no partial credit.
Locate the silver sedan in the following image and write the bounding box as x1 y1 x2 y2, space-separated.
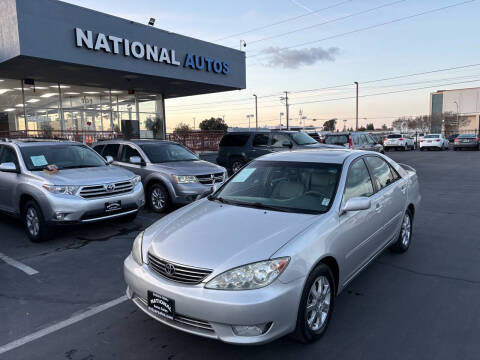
124 149 421 344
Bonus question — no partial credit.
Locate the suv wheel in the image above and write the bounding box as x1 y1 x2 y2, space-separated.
292 263 335 343
23 200 51 242
148 183 170 213
230 158 245 174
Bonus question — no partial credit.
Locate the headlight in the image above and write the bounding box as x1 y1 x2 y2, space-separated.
205 257 290 290
132 231 144 265
172 175 198 184
43 184 79 195
131 175 141 187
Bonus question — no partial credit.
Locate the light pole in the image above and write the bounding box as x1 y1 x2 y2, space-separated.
253 94 258 129
246 114 254 130
279 112 284 129
453 101 459 132
280 92 289 130
354 81 359 131
193 117 196 130
343 119 347 131
239 40 246 51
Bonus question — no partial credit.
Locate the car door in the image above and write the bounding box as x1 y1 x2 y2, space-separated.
270 133 292 152
364 134 377 151
248 133 272 160
364 156 406 250
0 145 20 213
117 144 148 178
339 157 384 282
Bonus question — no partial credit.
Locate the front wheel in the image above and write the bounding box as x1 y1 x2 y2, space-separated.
229 158 246 174
23 200 52 242
390 209 413 253
292 264 335 343
148 183 170 213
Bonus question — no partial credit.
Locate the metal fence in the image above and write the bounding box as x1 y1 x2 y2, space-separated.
166 131 225 152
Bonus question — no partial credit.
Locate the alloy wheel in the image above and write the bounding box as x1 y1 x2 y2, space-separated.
151 188 166 211
231 161 243 173
401 213 411 247
26 207 40 237
306 275 331 332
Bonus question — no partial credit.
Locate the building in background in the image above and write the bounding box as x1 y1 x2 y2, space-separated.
0 0 245 143
430 87 480 134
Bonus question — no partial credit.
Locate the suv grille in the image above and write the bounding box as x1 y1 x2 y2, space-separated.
79 181 133 199
148 253 212 284
196 172 224 185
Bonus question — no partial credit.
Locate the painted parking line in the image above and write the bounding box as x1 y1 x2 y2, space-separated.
0 295 128 355
0 252 39 276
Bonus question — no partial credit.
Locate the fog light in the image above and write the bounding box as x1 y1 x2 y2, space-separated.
138 198 145 206
54 212 66 221
232 323 272 337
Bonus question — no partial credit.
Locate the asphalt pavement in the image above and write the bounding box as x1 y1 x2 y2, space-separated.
0 149 479 360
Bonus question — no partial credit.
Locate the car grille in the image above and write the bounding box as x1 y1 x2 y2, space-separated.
148 253 212 285
196 172 224 185
79 181 133 199
135 296 215 334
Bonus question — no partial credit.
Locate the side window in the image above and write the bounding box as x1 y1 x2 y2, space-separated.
360 134 368 145
93 145 104 155
271 134 291 148
252 134 269 147
120 145 142 163
103 144 120 160
365 156 394 190
352 134 360 145
366 134 375 144
343 159 374 204
0 146 19 166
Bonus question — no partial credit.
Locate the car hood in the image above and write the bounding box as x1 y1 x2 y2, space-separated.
30 165 134 185
299 143 343 149
148 160 224 175
144 199 319 273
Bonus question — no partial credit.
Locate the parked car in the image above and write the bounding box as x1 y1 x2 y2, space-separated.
383 134 415 151
323 132 384 153
93 140 226 213
216 131 338 173
0 139 145 242
453 134 480 151
447 133 460 143
419 134 449 151
124 149 420 344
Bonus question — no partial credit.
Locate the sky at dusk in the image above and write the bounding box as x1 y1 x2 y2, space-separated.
64 0 480 131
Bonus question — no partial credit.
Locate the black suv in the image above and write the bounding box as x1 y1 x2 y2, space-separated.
217 131 337 173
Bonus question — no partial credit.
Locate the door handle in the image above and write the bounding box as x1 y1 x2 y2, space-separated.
400 184 407 193
375 202 382 211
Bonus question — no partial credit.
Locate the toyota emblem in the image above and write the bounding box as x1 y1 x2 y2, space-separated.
106 184 115 192
165 262 175 275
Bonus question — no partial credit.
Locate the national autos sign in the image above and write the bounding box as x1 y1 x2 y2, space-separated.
74 28 230 75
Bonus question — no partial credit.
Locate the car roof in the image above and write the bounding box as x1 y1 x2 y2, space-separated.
0 139 81 147
94 139 177 146
255 148 361 164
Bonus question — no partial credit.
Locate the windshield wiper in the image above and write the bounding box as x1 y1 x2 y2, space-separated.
208 196 233 204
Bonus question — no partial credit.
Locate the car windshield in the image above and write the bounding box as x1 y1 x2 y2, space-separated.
290 132 317 145
458 134 475 138
20 144 106 171
424 134 440 139
211 160 341 214
140 143 198 163
387 134 402 138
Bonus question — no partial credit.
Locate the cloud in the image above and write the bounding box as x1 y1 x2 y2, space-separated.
260 46 340 69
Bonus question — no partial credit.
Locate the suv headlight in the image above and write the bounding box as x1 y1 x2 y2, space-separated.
172 175 198 184
131 175 141 187
205 257 290 290
43 184 79 195
132 231 144 265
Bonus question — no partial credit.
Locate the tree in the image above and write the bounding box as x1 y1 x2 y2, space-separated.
199 117 228 131
323 118 337 132
173 122 192 133
358 126 366 132
366 123 374 131
381 124 388 130
145 116 165 139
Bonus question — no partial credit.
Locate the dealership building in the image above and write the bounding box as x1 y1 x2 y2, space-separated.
0 0 246 140
430 87 480 133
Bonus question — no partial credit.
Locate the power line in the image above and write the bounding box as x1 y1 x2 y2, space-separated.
248 0 406 46
212 0 354 42
248 0 476 58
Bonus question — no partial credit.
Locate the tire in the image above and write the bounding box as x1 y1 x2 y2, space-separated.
420 147 424 151
390 208 413 253
229 157 246 174
22 200 52 242
292 263 335 343
148 183 170 213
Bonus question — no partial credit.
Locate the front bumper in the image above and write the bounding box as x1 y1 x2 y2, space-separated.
170 182 224 205
42 183 145 223
123 255 304 344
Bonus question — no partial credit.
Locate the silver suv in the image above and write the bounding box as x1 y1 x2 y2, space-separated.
92 140 226 213
0 139 145 242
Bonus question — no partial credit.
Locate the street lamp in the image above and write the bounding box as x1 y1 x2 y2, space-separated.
246 114 254 130
253 94 258 129
354 81 359 131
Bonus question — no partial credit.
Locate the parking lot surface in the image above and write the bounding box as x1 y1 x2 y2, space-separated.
1 150 479 360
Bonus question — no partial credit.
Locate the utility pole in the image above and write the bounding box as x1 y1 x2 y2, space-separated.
193 117 196 130
281 92 290 130
253 94 258 129
354 81 359 131
279 112 284 130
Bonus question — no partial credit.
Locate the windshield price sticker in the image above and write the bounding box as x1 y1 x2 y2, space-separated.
30 155 48 167
231 168 256 182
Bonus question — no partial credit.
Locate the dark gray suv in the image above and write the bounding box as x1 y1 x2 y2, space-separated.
93 140 226 213
216 131 337 173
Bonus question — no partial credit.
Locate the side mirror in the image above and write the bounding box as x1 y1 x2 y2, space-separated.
282 141 293 148
341 197 371 214
105 156 114 164
0 162 18 173
129 156 142 165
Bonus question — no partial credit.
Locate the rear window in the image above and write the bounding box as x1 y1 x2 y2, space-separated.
424 134 440 139
458 134 475 138
324 135 348 145
219 134 250 147
387 134 402 139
